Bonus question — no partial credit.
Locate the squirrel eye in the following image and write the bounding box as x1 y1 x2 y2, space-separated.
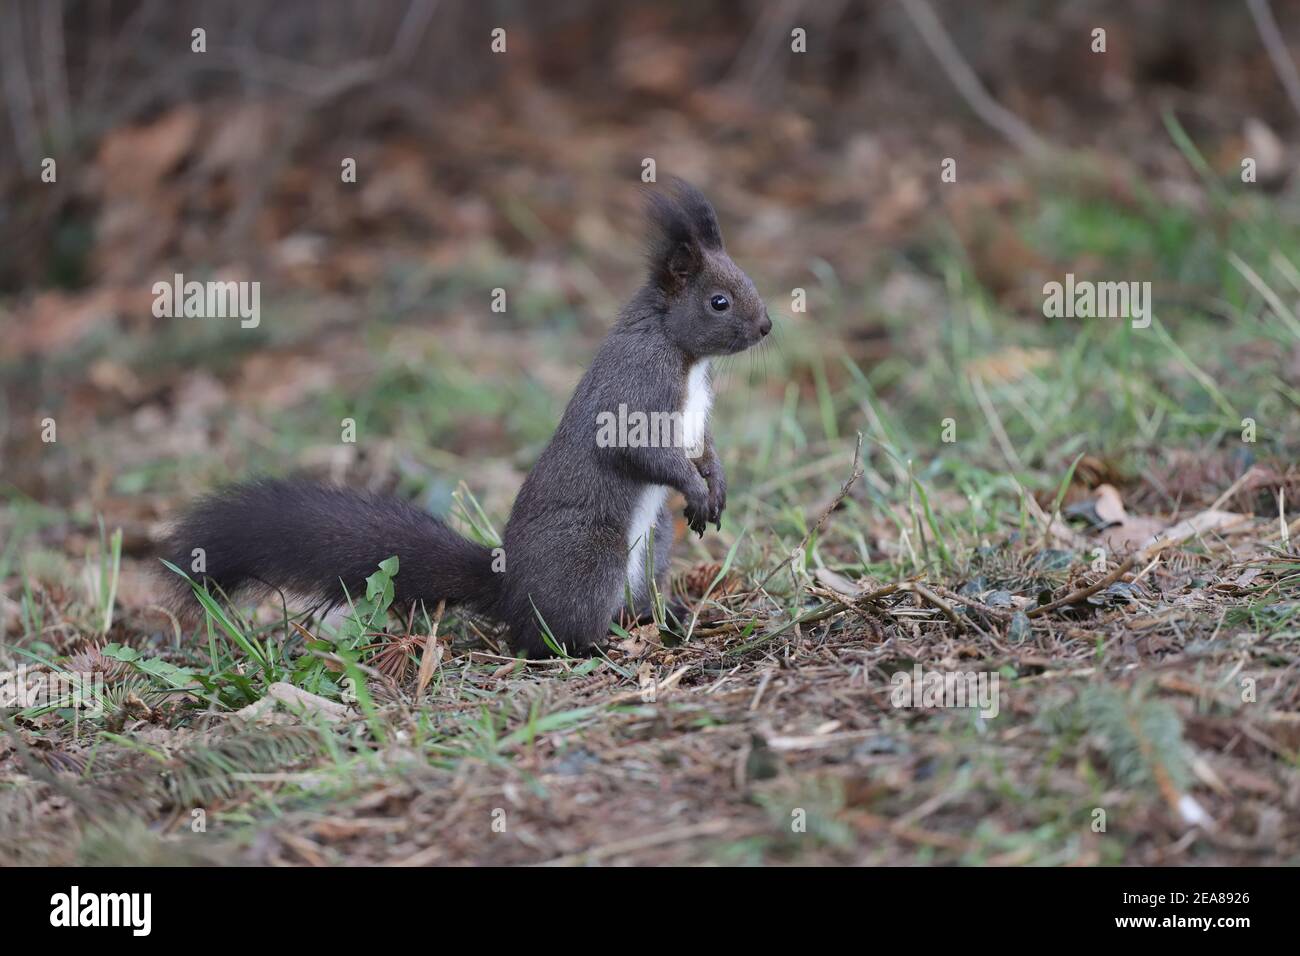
709 294 731 313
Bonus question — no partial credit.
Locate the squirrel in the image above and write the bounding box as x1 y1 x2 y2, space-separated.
161 178 772 657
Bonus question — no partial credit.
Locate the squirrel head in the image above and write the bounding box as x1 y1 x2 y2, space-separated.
644 178 771 359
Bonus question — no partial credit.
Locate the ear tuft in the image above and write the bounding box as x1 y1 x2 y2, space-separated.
663 177 723 250
643 177 723 292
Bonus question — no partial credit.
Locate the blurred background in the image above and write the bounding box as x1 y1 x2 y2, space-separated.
1 0 1298 597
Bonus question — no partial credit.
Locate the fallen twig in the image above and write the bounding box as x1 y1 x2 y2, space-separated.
1027 554 1137 619
909 581 968 632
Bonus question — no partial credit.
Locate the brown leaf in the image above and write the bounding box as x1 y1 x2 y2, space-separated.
1093 484 1128 525
616 622 660 660
1144 509 1249 550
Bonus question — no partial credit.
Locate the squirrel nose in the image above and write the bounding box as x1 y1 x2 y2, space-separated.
758 314 772 337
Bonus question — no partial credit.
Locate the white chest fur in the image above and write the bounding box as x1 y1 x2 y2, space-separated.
625 360 712 594
682 359 713 458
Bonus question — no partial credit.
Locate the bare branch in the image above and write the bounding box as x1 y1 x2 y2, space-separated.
40 0 73 148
1 4 40 168
898 0 1049 157
1247 0 1300 121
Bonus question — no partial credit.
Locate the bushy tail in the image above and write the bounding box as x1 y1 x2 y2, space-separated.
159 478 500 619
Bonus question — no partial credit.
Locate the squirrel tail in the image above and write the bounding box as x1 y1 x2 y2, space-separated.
159 478 500 619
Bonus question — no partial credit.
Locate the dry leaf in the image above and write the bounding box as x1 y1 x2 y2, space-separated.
235 682 350 723
617 622 659 660
636 662 657 699
1091 483 1163 550
1143 509 1249 550
416 599 447 700
1093 484 1128 525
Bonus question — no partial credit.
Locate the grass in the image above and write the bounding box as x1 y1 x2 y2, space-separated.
2 152 1300 865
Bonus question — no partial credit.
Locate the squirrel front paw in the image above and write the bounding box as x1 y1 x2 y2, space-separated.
684 480 712 538
694 458 727 531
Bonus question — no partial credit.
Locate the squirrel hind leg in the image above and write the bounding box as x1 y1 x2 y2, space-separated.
503 593 615 659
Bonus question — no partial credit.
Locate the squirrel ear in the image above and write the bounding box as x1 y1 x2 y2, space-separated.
645 178 717 294
646 209 700 294
664 239 702 288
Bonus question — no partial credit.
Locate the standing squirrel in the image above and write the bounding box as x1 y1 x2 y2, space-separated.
162 178 772 657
